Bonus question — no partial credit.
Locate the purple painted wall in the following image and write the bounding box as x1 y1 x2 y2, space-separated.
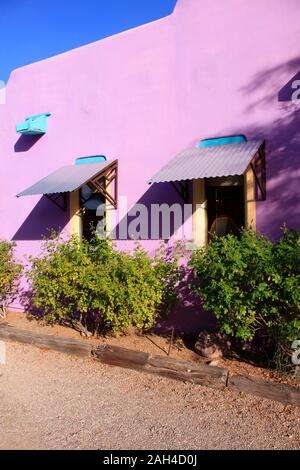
1 0 300 330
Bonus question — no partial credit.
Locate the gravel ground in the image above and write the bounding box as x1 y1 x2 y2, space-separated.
0 341 299 450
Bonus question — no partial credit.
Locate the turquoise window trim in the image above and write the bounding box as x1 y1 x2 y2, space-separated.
197 135 247 148
75 156 107 165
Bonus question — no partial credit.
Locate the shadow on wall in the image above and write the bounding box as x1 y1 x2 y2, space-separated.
152 269 217 338
278 70 300 102
113 182 215 336
14 134 43 152
240 56 300 239
13 196 69 241
19 289 43 318
240 56 300 111
114 181 193 241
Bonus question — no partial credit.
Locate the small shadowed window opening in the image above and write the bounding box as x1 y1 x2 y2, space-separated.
80 184 106 241
206 178 244 239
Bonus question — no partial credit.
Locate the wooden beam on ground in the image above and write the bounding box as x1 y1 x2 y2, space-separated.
146 355 228 389
0 323 93 357
0 323 299 407
93 344 149 370
228 375 300 407
93 344 228 390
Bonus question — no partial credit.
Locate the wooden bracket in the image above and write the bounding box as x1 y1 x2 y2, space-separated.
45 161 119 211
88 160 118 209
45 192 68 211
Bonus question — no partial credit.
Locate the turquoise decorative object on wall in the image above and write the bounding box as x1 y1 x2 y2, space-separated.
75 155 107 165
197 135 247 148
16 113 51 135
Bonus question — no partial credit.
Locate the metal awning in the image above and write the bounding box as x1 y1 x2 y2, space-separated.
149 140 266 202
149 141 264 183
17 160 118 211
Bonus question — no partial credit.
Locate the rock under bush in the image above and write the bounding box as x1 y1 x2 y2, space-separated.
195 330 231 359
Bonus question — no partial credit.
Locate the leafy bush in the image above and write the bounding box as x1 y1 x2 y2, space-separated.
189 229 300 355
0 241 23 317
27 235 184 334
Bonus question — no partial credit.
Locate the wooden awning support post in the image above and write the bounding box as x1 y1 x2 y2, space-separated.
251 142 266 201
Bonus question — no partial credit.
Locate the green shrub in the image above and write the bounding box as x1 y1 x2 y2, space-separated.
27 235 184 334
271 229 300 342
0 240 23 317
189 229 300 353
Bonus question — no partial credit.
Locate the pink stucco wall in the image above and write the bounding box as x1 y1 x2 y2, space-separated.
0 0 300 329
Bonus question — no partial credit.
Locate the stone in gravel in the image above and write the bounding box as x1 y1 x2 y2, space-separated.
208 360 220 367
195 331 231 359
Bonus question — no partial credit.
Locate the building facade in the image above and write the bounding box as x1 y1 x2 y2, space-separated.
0 0 300 326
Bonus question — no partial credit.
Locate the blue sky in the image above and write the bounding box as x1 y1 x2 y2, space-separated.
0 0 176 82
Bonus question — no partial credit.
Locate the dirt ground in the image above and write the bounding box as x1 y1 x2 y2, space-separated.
0 341 300 450
0 312 299 450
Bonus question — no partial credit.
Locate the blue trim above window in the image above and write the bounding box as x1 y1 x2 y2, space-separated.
197 135 247 148
75 155 107 165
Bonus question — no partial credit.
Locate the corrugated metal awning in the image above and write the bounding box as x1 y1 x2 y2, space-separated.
149 141 264 184
17 161 115 197
17 160 119 211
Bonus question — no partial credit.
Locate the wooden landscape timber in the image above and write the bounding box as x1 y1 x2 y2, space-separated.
0 322 93 357
93 345 229 390
0 322 299 407
228 374 300 408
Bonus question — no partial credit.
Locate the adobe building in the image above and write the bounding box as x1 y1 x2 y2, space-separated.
0 0 299 325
